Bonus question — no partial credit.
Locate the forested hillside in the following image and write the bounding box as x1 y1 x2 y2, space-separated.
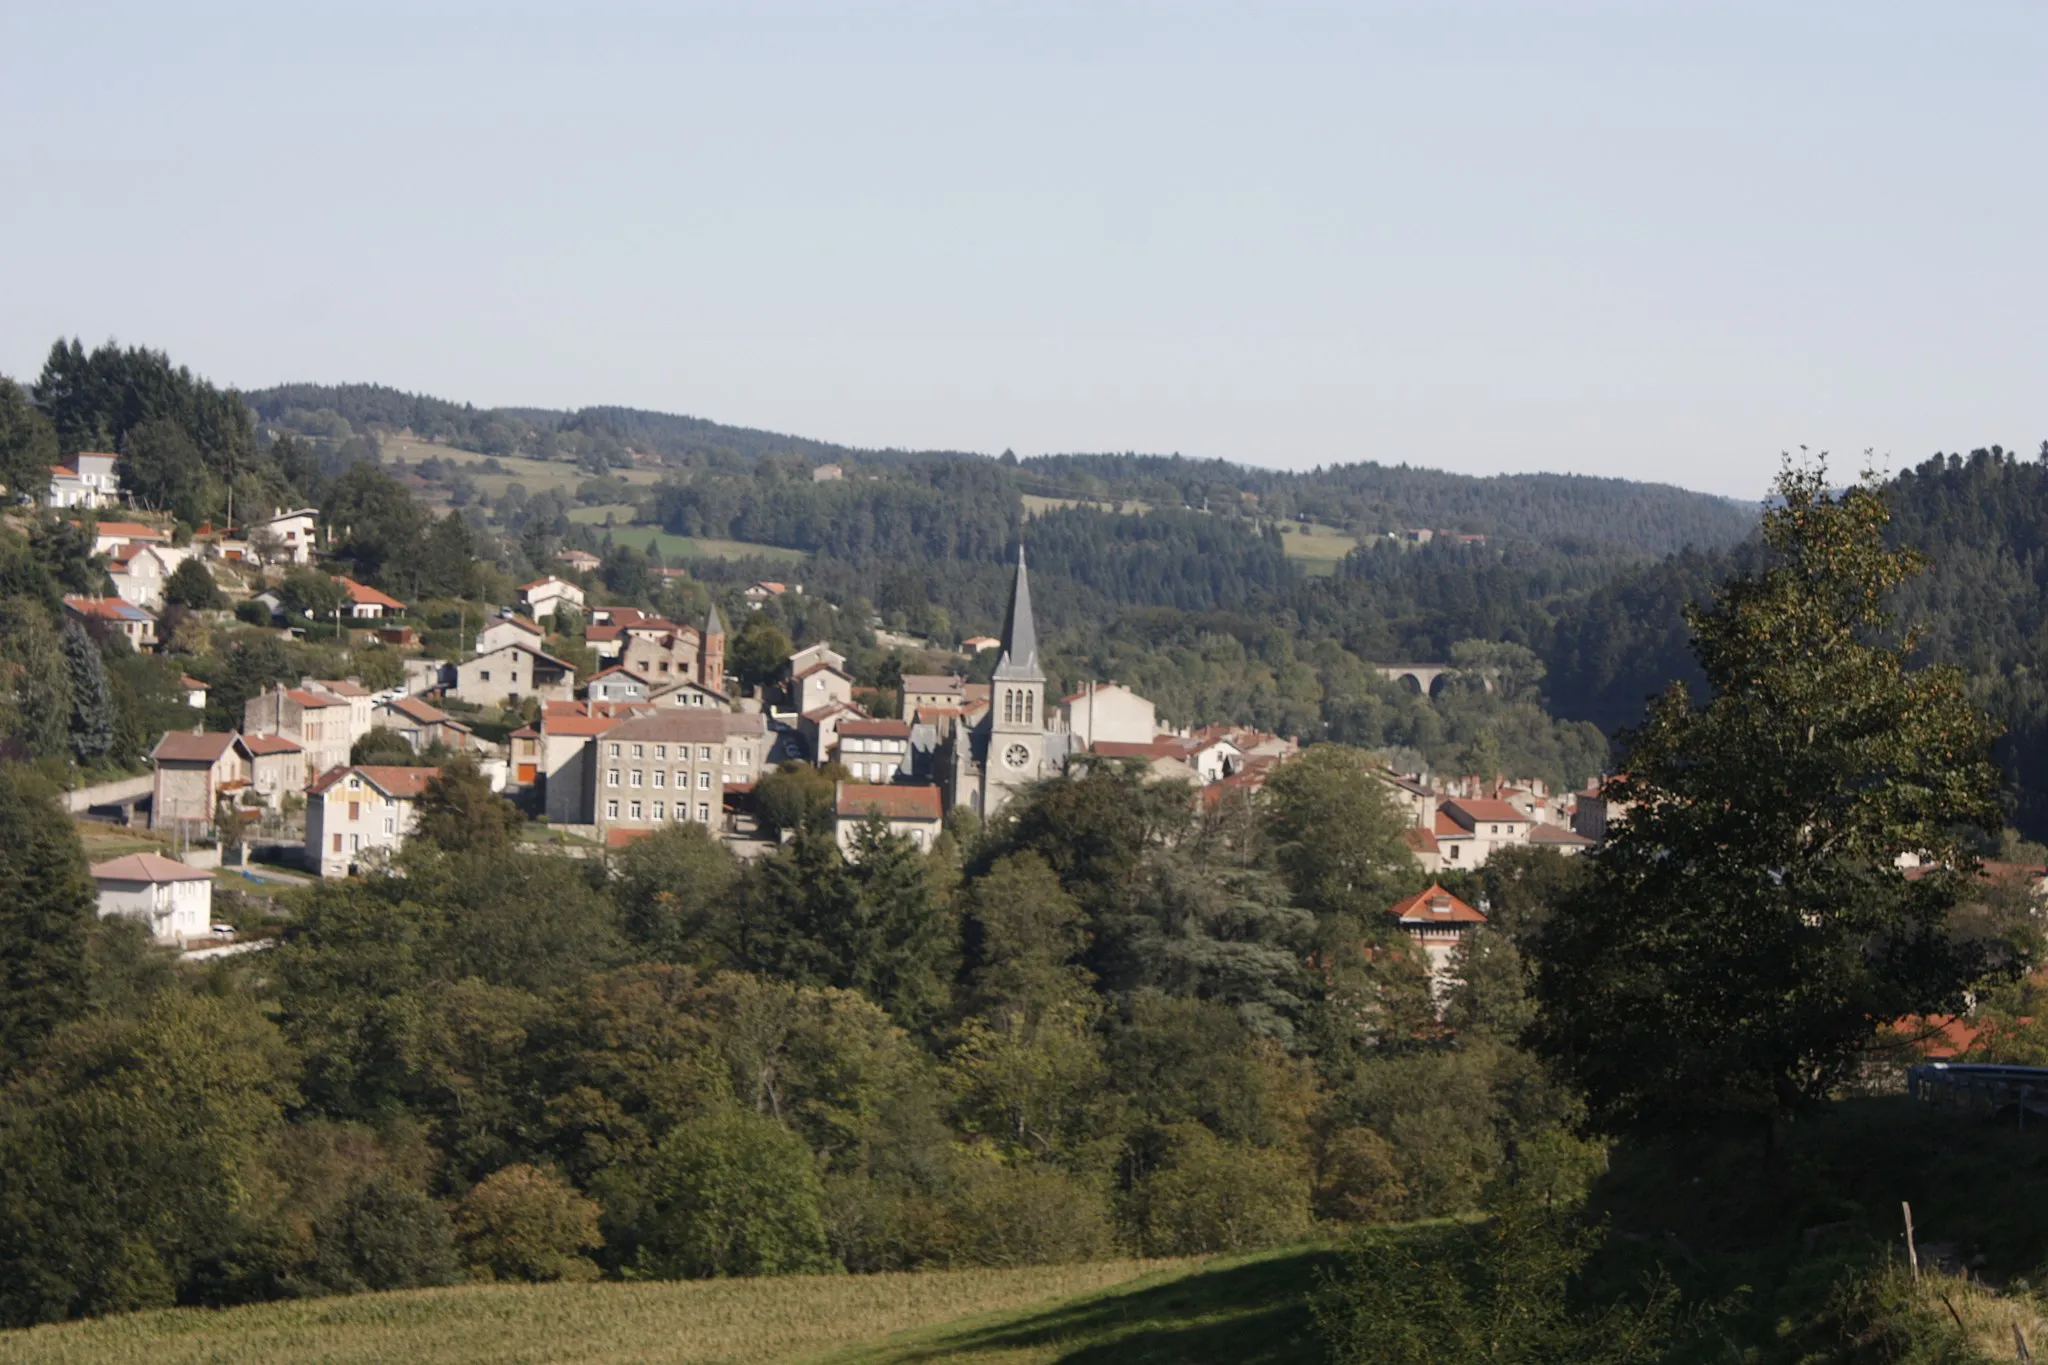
246 381 1755 555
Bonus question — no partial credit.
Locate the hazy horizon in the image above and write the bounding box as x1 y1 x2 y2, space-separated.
7 2 2045 502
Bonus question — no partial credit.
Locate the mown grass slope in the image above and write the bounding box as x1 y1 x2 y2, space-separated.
0 1261 1173 1365
817 1244 1339 1365
0 1248 1340 1365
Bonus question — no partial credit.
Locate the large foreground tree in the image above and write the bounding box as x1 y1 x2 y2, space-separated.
1531 462 2006 1138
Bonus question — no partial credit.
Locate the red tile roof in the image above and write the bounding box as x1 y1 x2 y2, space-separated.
151 731 245 763
284 688 348 709
1441 798 1531 827
1389 884 1487 926
308 764 439 798
91 852 214 883
835 783 944 822
309 678 370 697
839 719 912 739
1529 822 1594 847
383 696 451 724
243 734 303 756
86 520 166 541
1401 827 1441 855
335 576 405 610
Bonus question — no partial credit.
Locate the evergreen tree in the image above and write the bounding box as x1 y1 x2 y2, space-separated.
1532 464 2006 1138
61 622 115 764
0 597 72 760
0 377 58 508
0 767 95 1078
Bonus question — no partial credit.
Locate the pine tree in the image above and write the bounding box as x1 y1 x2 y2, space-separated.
61 621 114 764
0 766 95 1077
0 598 72 761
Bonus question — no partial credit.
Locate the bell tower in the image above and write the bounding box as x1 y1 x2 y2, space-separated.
699 601 726 692
984 546 1045 814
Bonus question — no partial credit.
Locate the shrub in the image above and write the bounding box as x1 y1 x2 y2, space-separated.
1314 1126 1408 1225
455 1164 602 1283
635 1104 834 1278
307 1175 460 1294
1133 1124 1310 1255
937 1163 1115 1267
235 600 272 626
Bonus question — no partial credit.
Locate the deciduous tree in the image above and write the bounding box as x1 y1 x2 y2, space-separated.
1532 463 2007 1139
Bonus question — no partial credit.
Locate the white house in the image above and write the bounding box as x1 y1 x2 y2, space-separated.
476 615 546 655
63 595 157 648
1063 682 1158 749
834 718 913 783
256 508 321 565
305 764 439 878
834 782 944 855
586 666 652 704
85 520 168 557
46 452 122 509
91 852 215 944
1432 797 1534 869
335 576 405 620
1388 882 1488 1000
518 575 585 622
107 542 186 609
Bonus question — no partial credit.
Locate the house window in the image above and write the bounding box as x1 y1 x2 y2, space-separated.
675 770 686 788
654 744 666 759
630 770 644 787
698 771 712 790
349 834 360 853
652 801 665 820
349 801 360 820
699 745 713 761
606 769 620 787
383 817 395 834
629 801 642 820
653 770 666 788
480 671 491 682
605 799 619 820
1447 845 1460 860
608 743 620 757
632 744 644 758
697 803 710 823
332 833 342 853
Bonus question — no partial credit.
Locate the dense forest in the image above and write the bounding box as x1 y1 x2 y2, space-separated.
0 749 1608 1326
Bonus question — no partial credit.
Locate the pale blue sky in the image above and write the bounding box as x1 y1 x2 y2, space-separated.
3 2 2043 499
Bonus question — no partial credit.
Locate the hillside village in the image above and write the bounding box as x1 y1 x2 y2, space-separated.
33 453 1611 996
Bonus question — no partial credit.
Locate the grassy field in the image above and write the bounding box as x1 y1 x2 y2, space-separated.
1020 493 1154 518
819 1245 1336 1365
566 503 643 525
1274 523 1358 575
0 1259 1220 1365
71 820 172 860
603 526 807 564
380 437 665 501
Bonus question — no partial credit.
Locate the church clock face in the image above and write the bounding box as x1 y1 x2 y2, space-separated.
1003 742 1031 771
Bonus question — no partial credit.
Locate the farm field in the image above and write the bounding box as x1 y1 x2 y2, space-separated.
1020 492 1154 517
379 437 665 501
591 523 808 564
1275 522 1358 575
0 1258 1214 1365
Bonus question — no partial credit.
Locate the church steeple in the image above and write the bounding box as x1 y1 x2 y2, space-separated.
993 545 1042 683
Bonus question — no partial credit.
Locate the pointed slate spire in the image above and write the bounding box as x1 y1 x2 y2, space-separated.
993 545 1043 682
704 600 726 637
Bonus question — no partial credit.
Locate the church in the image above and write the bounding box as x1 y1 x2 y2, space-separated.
942 547 1073 816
